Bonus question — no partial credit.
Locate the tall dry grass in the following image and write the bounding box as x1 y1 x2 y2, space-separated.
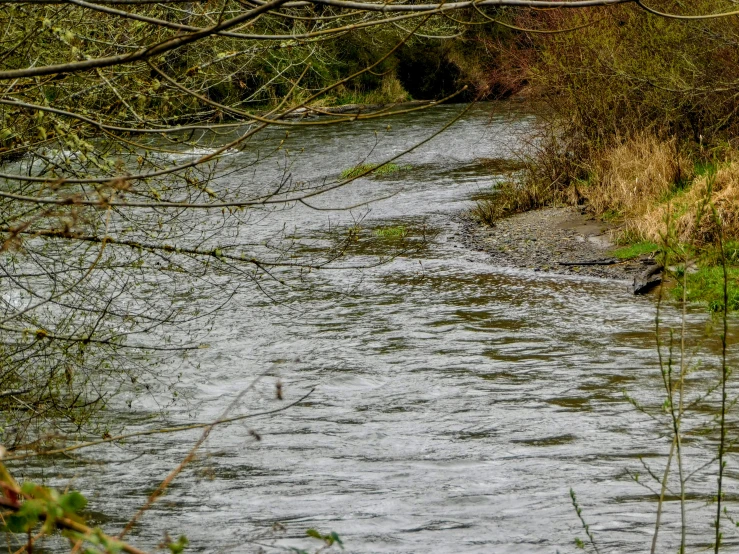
582 135 691 220
640 162 739 245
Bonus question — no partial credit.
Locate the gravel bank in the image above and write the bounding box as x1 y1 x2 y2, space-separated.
462 206 655 282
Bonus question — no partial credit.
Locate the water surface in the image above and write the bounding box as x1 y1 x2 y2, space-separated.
19 102 739 553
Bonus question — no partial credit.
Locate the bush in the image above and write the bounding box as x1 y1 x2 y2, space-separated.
521 2 739 146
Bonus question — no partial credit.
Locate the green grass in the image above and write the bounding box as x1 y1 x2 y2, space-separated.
340 163 411 179
612 241 660 260
601 209 622 223
469 198 499 227
674 265 739 312
373 225 407 238
694 159 721 177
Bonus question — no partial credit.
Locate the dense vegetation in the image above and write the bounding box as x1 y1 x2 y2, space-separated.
472 1 739 309
0 5 513 163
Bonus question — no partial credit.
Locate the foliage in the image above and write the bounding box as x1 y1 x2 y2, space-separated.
0 0 471 449
470 172 561 226
305 528 344 549
0 462 143 554
521 1 739 147
340 163 411 179
4 0 739 552
485 0 739 243
0 9 526 552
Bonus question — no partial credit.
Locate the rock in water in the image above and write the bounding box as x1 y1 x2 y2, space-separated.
632 264 663 294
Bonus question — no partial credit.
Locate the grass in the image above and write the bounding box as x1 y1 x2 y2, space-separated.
583 135 691 221
612 241 659 260
340 163 411 179
469 198 500 227
601 209 622 223
330 75 410 106
469 174 557 227
638 162 739 246
373 225 407 238
694 159 722 177
468 129 739 311
674 265 739 312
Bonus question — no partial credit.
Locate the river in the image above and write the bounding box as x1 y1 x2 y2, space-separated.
16 102 739 553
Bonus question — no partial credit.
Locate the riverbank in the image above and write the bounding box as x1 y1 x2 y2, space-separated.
465 137 739 310
462 206 654 282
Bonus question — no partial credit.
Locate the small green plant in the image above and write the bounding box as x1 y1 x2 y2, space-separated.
612 241 659 260
469 198 500 227
600 209 621 222
4 483 87 536
699 240 739 266
724 240 739 264
373 225 407 238
694 159 721 177
340 163 411 179
346 224 362 242
163 535 189 554
305 528 344 550
570 488 600 554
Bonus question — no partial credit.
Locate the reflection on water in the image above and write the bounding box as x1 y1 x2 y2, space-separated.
18 102 739 553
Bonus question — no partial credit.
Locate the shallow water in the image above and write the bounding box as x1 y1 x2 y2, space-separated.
16 102 739 553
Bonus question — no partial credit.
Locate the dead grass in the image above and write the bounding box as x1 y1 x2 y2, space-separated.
469 131 574 226
582 135 691 220
640 162 739 245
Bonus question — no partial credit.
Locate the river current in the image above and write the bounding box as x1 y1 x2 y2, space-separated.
17 102 739 553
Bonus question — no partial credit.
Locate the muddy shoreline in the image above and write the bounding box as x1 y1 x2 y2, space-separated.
460 206 657 283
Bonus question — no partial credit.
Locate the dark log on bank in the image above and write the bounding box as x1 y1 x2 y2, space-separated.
559 259 620 266
278 101 429 119
632 264 663 294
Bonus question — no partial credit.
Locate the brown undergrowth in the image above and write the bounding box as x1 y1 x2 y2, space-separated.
467 0 739 311
582 136 690 223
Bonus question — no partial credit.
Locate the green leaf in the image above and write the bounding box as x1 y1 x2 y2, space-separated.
5 512 35 533
21 482 40 496
306 529 322 540
330 532 344 548
5 500 45 532
95 530 123 554
167 535 189 554
60 491 87 514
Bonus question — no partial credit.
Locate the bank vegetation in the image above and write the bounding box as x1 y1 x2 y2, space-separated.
472 0 739 309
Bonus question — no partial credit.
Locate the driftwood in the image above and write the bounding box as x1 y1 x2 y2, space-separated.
558 259 620 266
632 264 663 294
278 100 429 119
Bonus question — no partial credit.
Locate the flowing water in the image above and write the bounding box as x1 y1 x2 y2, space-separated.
17 102 739 553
